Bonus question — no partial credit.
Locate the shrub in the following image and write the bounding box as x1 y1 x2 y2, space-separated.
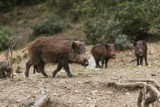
31 15 67 40
115 34 132 50
84 17 120 44
0 26 15 51
1 0 45 8
12 55 22 64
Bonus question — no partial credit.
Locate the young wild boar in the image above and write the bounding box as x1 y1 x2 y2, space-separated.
25 37 89 78
91 44 116 68
132 40 148 66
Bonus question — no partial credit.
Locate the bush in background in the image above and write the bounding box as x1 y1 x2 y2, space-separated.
115 34 132 50
0 26 15 51
84 17 120 44
31 15 68 40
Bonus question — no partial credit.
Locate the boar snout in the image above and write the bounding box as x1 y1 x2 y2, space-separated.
81 58 89 66
111 54 116 59
139 52 143 56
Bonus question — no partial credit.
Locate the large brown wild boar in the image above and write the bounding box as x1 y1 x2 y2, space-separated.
24 37 89 78
91 44 116 68
132 40 148 66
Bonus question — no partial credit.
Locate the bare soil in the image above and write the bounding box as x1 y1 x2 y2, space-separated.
0 42 160 107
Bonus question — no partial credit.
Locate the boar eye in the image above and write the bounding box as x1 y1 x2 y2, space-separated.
133 42 137 46
105 44 109 49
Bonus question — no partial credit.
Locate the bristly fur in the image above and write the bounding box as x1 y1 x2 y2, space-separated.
25 36 88 78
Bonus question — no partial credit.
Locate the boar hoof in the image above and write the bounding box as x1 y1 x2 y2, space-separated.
45 75 48 78
25 77 29 80
67 73 73 78
52 74 56 78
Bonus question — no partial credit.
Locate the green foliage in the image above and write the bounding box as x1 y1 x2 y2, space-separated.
47 0 80 22
1 0 160 50
84 17 120 44
0 0 46 11
115 34 131 50
31 15 67 40
0 26 15 51
79 0 160 49
45 0 160 49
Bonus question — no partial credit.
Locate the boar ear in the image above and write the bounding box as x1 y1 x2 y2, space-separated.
113 44 116 47
72 42 78 49
142 41 146 44
80 40 86 44
131 40 136 46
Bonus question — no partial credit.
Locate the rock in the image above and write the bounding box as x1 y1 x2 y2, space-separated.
78 100 83 104
91 90 98 96
86 97 92 101
106 91 114 94
88 104 97 107
64 85 71 90
73 90 79 94
52 93 58 96
151 73 156 76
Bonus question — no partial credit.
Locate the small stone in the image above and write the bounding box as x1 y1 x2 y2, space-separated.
16 100 20 103
151 73 156 76
31 95 36 98
91 90 98 95
64 85 71 90
78 100 83 104
106 91 114 94
125 92 130 95
88 104 96 107
52 93 58 96
86 97 92 101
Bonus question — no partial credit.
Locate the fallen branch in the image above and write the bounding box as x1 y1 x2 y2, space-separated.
99 81 160 107
31 92 49 107
125 79 160 90
129 58 136 63
99 81 146 90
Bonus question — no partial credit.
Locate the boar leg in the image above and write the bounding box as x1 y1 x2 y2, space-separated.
140 56 143 65
64 64 73 78
95 58 101 68
25 60 33 77
37 62 48 77
33 65 39 74
136 56 140 66
33 66 36 74
34 65 42 73
105 58 109 68
52 64 62 78
144 55 148 66
101 59 105 68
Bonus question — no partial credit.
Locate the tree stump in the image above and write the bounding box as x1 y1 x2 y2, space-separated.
0 61 12 78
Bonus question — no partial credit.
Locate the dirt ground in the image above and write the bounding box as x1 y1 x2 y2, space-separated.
0 42 160 107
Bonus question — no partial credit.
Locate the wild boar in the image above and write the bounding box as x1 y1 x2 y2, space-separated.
132 40 148 66
24 37 89 78
91 44 116 68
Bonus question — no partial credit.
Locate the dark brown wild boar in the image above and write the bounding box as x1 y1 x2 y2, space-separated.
24 37 89 78
91 44 116 68
132 40 148 66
